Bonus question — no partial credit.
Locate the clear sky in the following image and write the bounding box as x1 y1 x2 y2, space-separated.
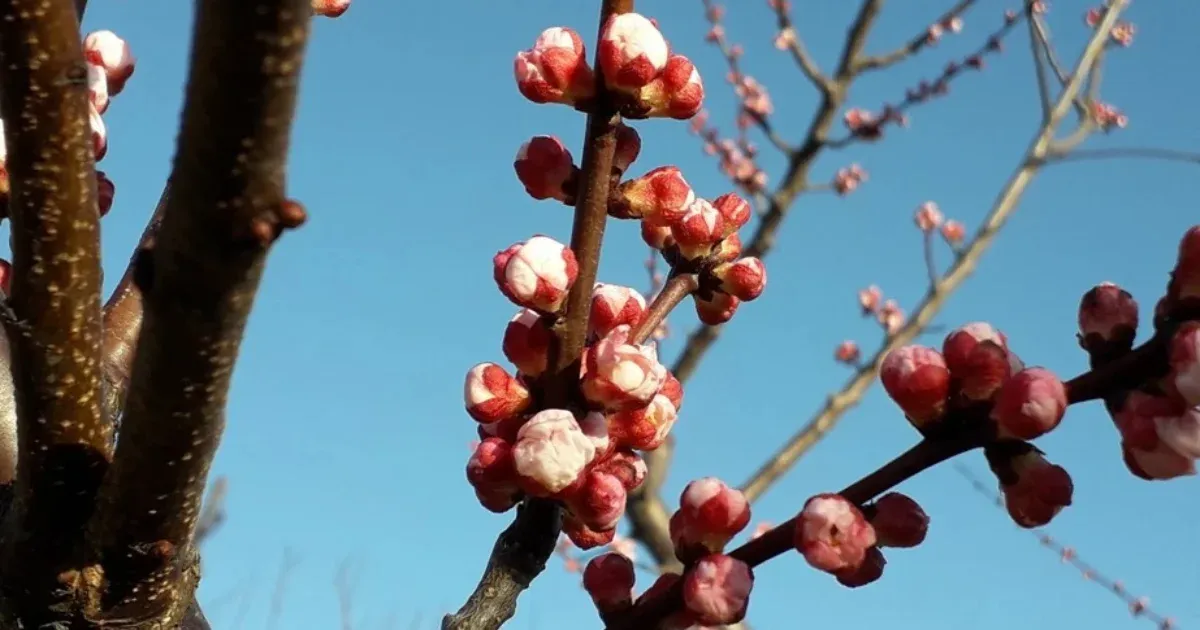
74 1 1200 629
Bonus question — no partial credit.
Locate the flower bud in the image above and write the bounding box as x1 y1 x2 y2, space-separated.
0 259 11 296
564 512 616 549
312 0 350 17
1111 391 1183 451
942 322 1009 401
89 105 107 161
512 409 597 495
1124 441 1196 481
611 166 694 224
1078 282 1138 353
503 309 553 377
474 487 520 513
83 30 135 95
583 552 636 615
581 325 667 411
671 198 725 259
660 372 684 410
711 193 751 238
467 438 520 513
591 284 647 338
579 411 613 462
464 363 531 424
607 393 677 450
1155 407 1200 460
712 233 743 263
476 414 526 444
991 367 1068 440
793 493 876 574
566 470 628 531
712 257 766 302
987 443 1073 528
835 546 885 588
1169 322 1200 405
88 62 109 114
682 555 753 626
1168 226 1200 309
493 236 579 313
671 478 751 563
634 54 704 120
612 122 642 175
97 171 115 217
694 291 739 325
640 221 675 250
880 345 951 428
867 493 928 548
515 27 595 106
598 13 669 91
593 448 648 491
514 136 577 203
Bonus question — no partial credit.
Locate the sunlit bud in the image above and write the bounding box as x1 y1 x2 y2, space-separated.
1123 440 1196 481
598 13 669 91
566 470 628 531
942 322 1009 401
712 257 766 302
880 345 950 428
515 27 595 106
671 477 751 563
613 122 642 175
611 166 695 224
794 493 876 574
493 236 579 313
607 393 677 451
512 409 597 495
682 555 753 626
712 233 742 263
694 291 739 325
671 198 725 259
988 443 1073 528
581 325 668 411
83 30 135 95
991 367 1068 440
640 221 676 250
711 193 751 238
463 363 530 424
1169 322 1200 405
503 309 553 377
591 284 648 339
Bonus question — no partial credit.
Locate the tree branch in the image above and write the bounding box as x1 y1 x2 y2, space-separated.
631 273 697 345
0 0 110 622
1044 147 1200 166
853 0 977 74
84 0 313 625
767 1 830 92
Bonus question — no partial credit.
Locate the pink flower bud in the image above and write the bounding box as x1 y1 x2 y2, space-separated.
671 478 751 562
464 363 531 424
712 233 742 263
835 546 886 588
868 493 928 548
611 166 694 224
598 13 669 91
940 220 965 243
566 470 628 531
991 446 1073 528
1169 322 1200 405
835 340 861 364
991 367 1068 440
467 438 520 513
503 309 553 377
640 221 675 250
512 409 597 495
89 105 107 161
1078 282 1139 351
833 164 867 196
474 487 520 513
694 291 739 325
591 284 647 338
671 198 725 259
96 171 115 217
83 30 135 95
711 193 750 238
880 345 951 428
612 122 642 175
1123 441 1196 481
1155 407 1200 460
1111 391 1183 451
682 555 753 625
1170 226 1200 306
514 136 577 202
713 257 766 302
515 27 594 106
794 493 877 574
942 322 1009 401
312 0 350 17
913 201 943 232
583 552 636 614
87 62 109 114
660 372 684 410
579 410 613 461
564 513 616 549
608 393 677 451
593 448 648 491
581 325 667 411
653 54 705 120
0 259 11 296
493 236 579 313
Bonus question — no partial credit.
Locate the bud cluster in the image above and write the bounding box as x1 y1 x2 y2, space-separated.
792 491 928 588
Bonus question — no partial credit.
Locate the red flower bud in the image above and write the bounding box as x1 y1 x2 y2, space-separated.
793 493 876 574
670 478 751 563
868 492 928 548
682 554 753 625
834 546 886 588
583 552 636 615
880 345 951 428
942 322 1009 401
1169 321 1200 405
991 367 1068 440
1078 282 1138 352
713 257 766 302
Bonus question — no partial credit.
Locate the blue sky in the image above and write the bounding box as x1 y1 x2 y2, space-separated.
72 1 1200 628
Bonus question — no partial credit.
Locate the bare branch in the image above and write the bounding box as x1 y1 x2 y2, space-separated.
766 1 830 92
1045 147 1200 165
1027 9 1053 119
631 273 698 345
85 0 314 625
854 0 977 74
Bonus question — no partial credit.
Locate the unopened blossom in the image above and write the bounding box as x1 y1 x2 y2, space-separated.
1112 391 1186 452
97 171 115 217
858 285 882 314
579 411 613 461
566 470 628 531
711 193 750 238
467 438 520 513
613 122 642 175
712 257 766 302
493 236 579 313
682 555 753 625
945 16 964 33
581 325 667 411
694 291 739 325
835 340 861 364
515 27 594 106
794 494 876 574
994 447 1074 528
868 493 929 548
1171 226 1200 305
0 259 11 296
926 23 944 44
671 478 751 562
878 300 904 334
503 309 553 376
564 512 616 549
713 233 742 263
992 368 1068 440
833 164 867 195
512 409 597 495
671 198 726 259
611 166 694 224
591 284 647 338
514 136 577 202
1170 322 1200 405
89 105 107 161
1092 102 1128 130
835 546 886 588
774 28 796 50
1154 407 1200 461
1078 282 1139 352
1123 440 1196 481
641 221 676 250
635 54 705 120
83 30 135 95
914 201 943 232
594 448 648 491
88 63 109 114
660 372 684 410
941 220 965 243
607 393 677 451
843 108 880 138
312 0 350 17
733 75 772 118
598 13 669 91
464 363 530 424
583 552 636 614
942 322 1009 401
880 345 950 427
1110 22 1135 47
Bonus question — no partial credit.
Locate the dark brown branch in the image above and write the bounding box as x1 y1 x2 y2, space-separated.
0 0 109 624
854 0 977 74
443 1 632 628
84 0 313 625
631 273 697 345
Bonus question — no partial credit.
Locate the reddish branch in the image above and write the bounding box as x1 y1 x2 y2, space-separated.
82 0 313 626
442 1 633 628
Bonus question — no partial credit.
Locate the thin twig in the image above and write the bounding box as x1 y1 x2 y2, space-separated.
766 0 830 92
854 0 978 74
1045 147 1200 166
631 273 698 345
